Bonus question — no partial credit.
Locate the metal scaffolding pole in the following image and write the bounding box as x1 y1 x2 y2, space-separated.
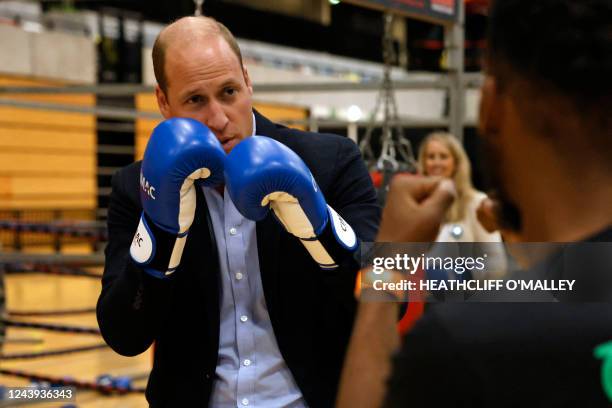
0 98 161 120
446 0 466 141
194 0 204 16
0 74 483 95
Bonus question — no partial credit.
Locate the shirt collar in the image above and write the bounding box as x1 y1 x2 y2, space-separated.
251 112 256 136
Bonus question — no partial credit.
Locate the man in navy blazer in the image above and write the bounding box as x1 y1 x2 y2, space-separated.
97 16 380 408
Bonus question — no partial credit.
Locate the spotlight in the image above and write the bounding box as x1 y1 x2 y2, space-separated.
347 105 363 123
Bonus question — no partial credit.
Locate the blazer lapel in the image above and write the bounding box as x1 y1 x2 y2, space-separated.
253 109 281 140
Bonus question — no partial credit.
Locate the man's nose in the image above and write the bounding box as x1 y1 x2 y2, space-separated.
204 101 229 134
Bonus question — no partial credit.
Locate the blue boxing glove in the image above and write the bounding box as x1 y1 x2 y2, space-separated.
130 118 225 278
225 136 358 269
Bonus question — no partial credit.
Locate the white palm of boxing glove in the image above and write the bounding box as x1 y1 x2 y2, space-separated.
129 118 226 278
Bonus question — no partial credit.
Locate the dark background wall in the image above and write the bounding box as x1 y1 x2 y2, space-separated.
43 0 487 70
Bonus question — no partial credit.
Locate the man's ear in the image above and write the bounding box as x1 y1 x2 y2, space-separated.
478 76 503 139
243 66 253 95
155 85 171 119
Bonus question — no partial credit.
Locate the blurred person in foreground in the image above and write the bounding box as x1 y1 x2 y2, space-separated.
337 0 612 407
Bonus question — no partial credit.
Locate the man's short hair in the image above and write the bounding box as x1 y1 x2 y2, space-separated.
487 0 611 136
152 17 244 94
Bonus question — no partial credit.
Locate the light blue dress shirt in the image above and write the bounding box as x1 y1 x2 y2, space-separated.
205 115 307 408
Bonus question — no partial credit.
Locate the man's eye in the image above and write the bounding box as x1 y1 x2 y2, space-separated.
224 88 236 96
187 95 203 104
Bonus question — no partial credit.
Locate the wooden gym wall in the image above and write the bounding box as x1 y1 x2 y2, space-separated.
0 75 96 211
0 75 96 250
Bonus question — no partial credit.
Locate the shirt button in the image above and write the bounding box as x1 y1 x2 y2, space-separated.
243 359 251 366
242 398 249 406
235 272 243 280
240 315 248 323
229 227 237 235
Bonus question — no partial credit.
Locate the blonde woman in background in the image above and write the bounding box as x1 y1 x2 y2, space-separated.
419 132 506 278
419 132 502 243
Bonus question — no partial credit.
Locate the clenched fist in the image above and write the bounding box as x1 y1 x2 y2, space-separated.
376 175 456 243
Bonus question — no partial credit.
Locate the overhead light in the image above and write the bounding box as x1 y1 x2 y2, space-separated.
347 105 363 122
329 0 341 5
312 105 332 118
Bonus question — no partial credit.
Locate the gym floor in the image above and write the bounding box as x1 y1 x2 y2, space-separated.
2 271 150 407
